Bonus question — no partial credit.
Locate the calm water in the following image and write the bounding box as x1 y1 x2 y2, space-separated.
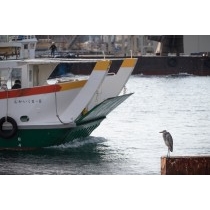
1 75 210 175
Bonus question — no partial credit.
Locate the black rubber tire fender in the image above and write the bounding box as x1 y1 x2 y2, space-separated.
0 116 18 139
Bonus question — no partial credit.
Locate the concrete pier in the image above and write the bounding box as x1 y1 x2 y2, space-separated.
161 156 210 175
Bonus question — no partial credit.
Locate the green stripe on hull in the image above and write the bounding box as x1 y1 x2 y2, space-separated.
63 119 103 144
0 119 103 149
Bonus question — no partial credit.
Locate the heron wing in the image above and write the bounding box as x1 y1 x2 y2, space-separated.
166 132 173 152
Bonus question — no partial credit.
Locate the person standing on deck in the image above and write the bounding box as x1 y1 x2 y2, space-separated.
49 42 57 57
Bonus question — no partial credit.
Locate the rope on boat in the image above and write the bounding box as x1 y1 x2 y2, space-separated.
123 86 127 95
1 84 9 119
54 87 66 124
54 86 72 125
5 88 9 120
95 90 99 103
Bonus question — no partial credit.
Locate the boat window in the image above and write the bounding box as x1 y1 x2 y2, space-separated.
29 69 32 82
48 63 74 79
17 35 24 40
0 68 22 89
33 65 39 86
20 116 29 122
11 68 22 87
30 43 35 49
24 44 28 49
0 68 12 89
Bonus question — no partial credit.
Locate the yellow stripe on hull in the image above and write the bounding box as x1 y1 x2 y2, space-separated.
121 58 137 67
94 60 112 71
59 80 87 91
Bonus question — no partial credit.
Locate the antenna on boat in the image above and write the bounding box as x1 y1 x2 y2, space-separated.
130 50 133 58
102 51 106 59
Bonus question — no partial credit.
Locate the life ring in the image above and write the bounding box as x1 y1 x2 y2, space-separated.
0 116 18 139
167 57 177 67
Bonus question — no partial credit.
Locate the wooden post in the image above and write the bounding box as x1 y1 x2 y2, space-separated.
161 156 210 175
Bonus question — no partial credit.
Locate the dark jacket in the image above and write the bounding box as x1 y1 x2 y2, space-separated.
50 44 57 51
12 80 21 89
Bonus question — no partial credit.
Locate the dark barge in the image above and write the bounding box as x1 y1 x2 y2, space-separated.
56 55 210 76
43 35 210 76
56 36 210 76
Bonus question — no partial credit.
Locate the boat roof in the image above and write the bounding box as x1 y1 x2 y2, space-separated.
22 58 109 64
1 58 123 66
0 42 22 48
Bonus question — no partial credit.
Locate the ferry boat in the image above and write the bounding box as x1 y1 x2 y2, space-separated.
0 36 137 150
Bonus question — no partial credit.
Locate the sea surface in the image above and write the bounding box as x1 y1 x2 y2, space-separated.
1 75 210 175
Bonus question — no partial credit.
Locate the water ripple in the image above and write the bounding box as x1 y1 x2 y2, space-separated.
1 76 210 174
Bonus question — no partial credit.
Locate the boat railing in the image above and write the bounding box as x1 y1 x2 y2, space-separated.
10 35 36 42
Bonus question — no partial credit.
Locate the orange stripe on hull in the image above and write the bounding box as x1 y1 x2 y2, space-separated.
0 85 61 99
0 80 86 99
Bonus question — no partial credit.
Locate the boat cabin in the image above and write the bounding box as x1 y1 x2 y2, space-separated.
0 59 65 90
0 58 89 90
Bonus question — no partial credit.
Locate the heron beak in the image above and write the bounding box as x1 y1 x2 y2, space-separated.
159 131 163 133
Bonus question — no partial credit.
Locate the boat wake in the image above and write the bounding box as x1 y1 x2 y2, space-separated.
168 72 193 77
48 136 108 149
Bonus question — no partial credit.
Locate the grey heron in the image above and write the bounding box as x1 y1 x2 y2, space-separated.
159 130 173 157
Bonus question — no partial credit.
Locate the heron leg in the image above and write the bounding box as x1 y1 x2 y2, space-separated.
167 148 170 158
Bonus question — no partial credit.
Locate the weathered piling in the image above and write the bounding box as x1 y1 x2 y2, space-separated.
161 156 210 175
